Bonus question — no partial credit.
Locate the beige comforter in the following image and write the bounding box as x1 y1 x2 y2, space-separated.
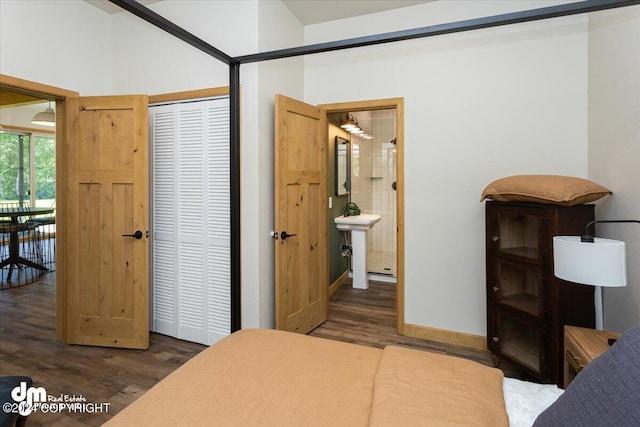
104 329 508 426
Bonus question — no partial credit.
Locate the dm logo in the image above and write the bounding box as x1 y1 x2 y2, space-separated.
11 382 46 416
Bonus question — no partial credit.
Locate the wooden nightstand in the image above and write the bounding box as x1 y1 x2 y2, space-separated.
564 325 621 388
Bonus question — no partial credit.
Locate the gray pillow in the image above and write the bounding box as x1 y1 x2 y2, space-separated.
533 326 640 427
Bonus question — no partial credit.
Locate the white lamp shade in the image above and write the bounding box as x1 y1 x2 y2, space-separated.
553 236 626 287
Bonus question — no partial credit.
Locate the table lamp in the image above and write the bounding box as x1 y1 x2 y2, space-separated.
553 220 639 330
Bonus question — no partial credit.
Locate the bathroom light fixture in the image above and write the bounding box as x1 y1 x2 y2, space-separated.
553 220 639 330
348 117 364 134
31 101 56 127
350 128 363 135
340 113 357 130
340 113 372 137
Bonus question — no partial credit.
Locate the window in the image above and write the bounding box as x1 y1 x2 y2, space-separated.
33 135 55 208
0 130 55 207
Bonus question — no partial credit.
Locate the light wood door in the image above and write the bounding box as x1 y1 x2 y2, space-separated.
65 95 149 349
275 94 328 333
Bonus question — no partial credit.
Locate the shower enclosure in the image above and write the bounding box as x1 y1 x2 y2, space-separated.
350 109 397 280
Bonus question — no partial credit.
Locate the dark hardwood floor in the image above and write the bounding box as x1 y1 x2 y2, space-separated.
0 273 206 426
310 279 526 379
1 274 525 426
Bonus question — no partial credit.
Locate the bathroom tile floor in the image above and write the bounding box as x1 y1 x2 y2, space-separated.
368 251 396 276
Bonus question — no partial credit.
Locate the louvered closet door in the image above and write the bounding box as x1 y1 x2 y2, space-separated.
150 97 230 345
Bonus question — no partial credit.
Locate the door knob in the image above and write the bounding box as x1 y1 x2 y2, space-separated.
280 231 297 240
122 230 143 239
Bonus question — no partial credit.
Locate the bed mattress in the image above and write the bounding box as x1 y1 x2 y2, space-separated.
104 329 561 426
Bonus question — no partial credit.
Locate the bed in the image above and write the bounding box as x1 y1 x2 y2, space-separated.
104 327 640 426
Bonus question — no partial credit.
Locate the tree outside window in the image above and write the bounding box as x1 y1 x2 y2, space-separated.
34 135 55 207
0 131 55 207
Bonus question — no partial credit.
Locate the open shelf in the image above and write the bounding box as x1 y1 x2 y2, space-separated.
496 262 541 316
500 246 539 260
502 335 540 374
498 213 540 261
498 314 541 374
501 293 539 316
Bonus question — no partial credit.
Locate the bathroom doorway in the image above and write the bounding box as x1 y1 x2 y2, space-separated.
330 109 397 281
321 98 405 334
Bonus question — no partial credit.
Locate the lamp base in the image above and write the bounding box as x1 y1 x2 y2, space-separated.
595 285 603 331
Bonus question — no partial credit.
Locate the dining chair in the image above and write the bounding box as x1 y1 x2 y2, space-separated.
12 201 42 264
0 222 10 284
30 201 56 270
0 203 14 276
0 202 41 288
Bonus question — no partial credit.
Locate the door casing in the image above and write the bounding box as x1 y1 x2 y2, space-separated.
0 74 78 340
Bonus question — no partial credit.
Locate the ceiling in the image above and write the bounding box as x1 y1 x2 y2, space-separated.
86 0 434 25
0 90 45 109
280 0 434 25
85 0 161 15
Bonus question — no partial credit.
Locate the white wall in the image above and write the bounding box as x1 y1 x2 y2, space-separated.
0 0 112 95
588 6 640 331
110 0 252 95
304 1 589 336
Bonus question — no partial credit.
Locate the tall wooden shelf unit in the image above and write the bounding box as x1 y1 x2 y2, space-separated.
485 201 595 386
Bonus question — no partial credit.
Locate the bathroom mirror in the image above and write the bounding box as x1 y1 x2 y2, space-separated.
335 136 350 196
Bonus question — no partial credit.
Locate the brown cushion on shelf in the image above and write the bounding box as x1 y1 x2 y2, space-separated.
480 175 611 206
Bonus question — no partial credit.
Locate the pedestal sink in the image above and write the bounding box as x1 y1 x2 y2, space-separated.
334 214 382 290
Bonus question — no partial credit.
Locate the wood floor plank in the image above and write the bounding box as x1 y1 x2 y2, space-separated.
310 280 528 379
0 273 206 426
